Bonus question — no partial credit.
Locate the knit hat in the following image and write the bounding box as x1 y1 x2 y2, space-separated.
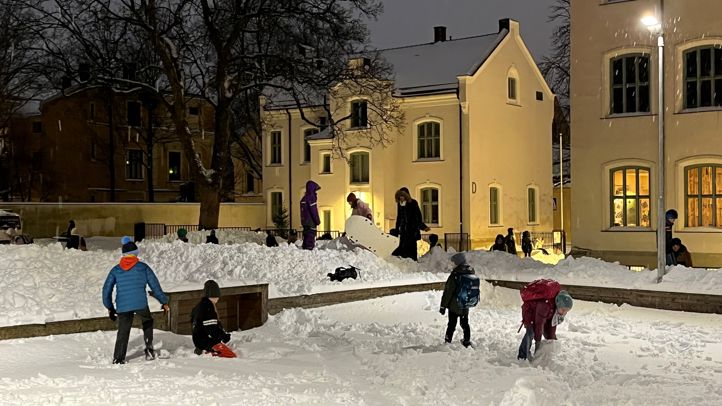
177 228 188 238
666 209 678 220
203 280 221 298
450 252 467 266
555 290 573 309
121 236 139 256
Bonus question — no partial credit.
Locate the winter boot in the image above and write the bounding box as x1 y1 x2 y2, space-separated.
461 339 474 348
194 347 204 356
144 348 156 360
112 358 126 365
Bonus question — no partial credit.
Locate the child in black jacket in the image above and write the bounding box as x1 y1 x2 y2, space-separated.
191 280 236 358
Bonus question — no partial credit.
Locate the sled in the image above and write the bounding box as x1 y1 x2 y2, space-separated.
344 215 399 258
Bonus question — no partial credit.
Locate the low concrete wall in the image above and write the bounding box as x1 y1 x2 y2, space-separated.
569 248 722 269
0 202 266 237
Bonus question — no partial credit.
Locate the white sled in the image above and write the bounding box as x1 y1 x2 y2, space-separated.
344 215 399 258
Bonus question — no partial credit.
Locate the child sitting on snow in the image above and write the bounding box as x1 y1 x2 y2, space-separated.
191 280 236 358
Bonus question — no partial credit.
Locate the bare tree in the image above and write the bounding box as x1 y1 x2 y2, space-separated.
540 0 570 120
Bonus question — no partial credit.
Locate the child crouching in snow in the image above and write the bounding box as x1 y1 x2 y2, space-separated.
517 279 573 361
439 253 480 348
191 280 237 358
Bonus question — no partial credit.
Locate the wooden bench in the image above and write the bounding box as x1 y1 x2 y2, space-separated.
166 284 268 335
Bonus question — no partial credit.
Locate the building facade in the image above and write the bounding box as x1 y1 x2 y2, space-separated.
262 20 554 248
2 87 261 203
571 0 722 267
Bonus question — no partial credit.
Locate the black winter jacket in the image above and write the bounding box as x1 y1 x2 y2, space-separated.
191 297 230 351
395 200 427 241
440 264 475 315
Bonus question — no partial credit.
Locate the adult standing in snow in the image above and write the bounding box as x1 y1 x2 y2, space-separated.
671 238 693 268
191 280 236 358
347 193 373 221
300 180 321 250
393 188 430 261
439 253 475 347
102 236 170 364
505 228 517 255
521 231 533 258
517 284 573 361
665 209 678 265
206 230 219 244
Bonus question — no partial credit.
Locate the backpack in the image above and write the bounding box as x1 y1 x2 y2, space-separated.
328 266 359 282
455 273 480 310
520 279 561 325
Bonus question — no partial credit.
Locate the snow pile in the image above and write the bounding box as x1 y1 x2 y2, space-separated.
0 291 720 404
156 229 278 246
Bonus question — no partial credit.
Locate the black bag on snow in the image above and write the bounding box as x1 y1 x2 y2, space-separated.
328 266 359 282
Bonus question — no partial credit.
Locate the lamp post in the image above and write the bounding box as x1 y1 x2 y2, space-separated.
641 15 665 282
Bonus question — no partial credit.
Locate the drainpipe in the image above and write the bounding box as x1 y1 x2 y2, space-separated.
457 89 464 248
286 109 293 228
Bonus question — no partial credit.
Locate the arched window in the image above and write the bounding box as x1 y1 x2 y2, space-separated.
417 122 441 159
527 186 539 224
507 67 519 104
490 186 501 225
610 54 650 114
349 151 370 184
420 187 439 225
684 46 722 109
610 166 650 227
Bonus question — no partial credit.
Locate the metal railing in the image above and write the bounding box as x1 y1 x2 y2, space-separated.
516 230 566 254
444 233 470 252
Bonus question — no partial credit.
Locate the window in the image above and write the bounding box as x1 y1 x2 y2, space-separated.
126 149 144 180
31 121 42 133
127 101 141 127
684 46 722 109
420 187 439 225
685 164 722 227
349 152 369 184
610 167 650 227
168 151 181 181
321 153 332 174
246 172 255 193
189 106 200 116
490 186 500 225
528 187 538 223
89 103 95 120
350 100 368 128
610 55 650 114
508 77 517 100
417 122 441 160
270 191 283 220
536 91 544 101
303 128 318 163
270 131 282 165
323 210 332 232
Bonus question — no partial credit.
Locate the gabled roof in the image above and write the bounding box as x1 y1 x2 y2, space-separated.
380 30 507 96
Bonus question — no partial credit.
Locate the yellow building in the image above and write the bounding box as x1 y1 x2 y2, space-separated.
571 0 722 267
262 19 554 248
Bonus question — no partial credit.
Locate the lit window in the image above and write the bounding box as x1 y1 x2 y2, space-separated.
610 167 650 227
685 164 722 227
417 122 441 159
610 55 650 114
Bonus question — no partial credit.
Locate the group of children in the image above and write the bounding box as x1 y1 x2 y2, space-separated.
102 237 572 364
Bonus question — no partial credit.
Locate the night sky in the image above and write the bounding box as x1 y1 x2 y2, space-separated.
366 0 557 61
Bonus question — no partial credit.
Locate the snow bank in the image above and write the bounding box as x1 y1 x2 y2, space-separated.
157 229 278 246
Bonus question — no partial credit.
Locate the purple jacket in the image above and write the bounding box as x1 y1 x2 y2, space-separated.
300 180 321 227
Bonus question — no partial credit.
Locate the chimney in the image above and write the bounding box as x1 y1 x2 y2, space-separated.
499 18 519 34
434 26 447 43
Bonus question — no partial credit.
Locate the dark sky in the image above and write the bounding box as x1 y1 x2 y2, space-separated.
366 0 557 61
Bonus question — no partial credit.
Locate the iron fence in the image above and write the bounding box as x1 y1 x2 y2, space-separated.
444 233 470 252
516 230 566 254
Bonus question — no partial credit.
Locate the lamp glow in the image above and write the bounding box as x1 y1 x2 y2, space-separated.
641 16 659 27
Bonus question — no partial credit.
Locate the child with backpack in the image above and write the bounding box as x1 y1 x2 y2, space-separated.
191 280 237 358
439 253 480 348
517 279 573 361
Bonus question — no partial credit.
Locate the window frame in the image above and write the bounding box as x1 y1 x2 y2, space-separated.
349 151 370 184
269 130 282 165
350 100 368 129
489 185 502 226
302 128 319 164
416 121 442 161
320 152 332 174
419 187 440 227
527 186 539 225
168 151 182 182
268 190 284 226
684 164 722 228
683 46 722 110
609 166 651 228
125 149 144 181
507 67 520 105
322 209 332 233
610 54 651 115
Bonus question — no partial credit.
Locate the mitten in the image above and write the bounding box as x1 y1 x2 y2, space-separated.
439 307 446 315
108 308 117 322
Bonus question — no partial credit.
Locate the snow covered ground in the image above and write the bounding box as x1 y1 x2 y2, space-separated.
1 238 721 327
1 289 721 405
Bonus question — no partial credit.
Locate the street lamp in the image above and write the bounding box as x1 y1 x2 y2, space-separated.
641 15 665 282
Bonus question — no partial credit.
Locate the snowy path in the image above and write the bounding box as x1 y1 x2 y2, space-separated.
1 286 721 405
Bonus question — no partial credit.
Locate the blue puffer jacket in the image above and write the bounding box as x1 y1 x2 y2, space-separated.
102 257 168 313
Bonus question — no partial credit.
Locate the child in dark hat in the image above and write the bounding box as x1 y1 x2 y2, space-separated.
191 280 237 358
102 236 169 364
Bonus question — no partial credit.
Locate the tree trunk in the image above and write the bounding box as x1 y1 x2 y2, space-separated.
198 181 221 229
